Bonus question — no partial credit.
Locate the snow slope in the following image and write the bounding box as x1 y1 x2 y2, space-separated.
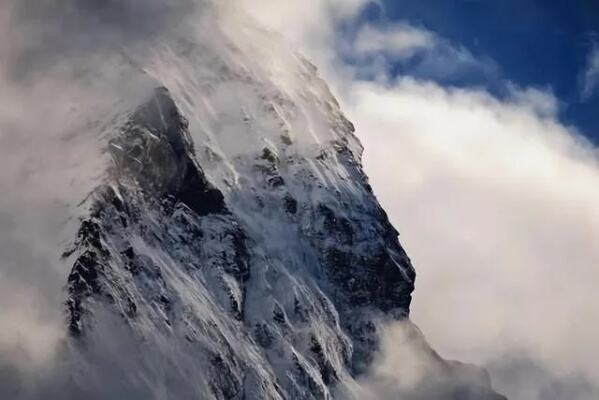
59 5 506 399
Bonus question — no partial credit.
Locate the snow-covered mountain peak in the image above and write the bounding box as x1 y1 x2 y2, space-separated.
56 6 506 399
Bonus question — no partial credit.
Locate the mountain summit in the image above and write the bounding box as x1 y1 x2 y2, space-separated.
58 6 506 400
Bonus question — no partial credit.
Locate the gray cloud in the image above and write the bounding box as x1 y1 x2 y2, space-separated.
489 357 596 400
0 1 222 394
3 0 200 81
338 321 507 400
344 22 500 85
0 0 196 386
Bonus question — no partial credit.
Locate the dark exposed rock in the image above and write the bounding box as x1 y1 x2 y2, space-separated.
291 353 328 400
260 147 279 165
109 87 226 216
254 322 276 349
280 134 293 146
209 354 243 400
283 194 298 215
310 336 339 385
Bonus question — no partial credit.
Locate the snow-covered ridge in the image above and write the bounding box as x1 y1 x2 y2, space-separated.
60 9 505 399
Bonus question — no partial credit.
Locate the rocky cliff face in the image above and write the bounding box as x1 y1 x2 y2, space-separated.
60 7 505 400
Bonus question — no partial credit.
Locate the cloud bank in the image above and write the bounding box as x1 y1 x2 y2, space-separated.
353 78 599 399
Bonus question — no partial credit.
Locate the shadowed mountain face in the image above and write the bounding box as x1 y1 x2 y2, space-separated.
58 9 506 400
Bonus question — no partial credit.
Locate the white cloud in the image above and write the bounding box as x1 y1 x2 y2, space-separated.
351 75 599 369
347 72 599 400
350 22 499 84
232 0 368 70
580 43 599 100
507 84 560 117
353 23 435 59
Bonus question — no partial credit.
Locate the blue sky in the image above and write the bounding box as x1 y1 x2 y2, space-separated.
343 0 599 143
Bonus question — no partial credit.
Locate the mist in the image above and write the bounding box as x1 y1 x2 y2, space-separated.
0 0 203 395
